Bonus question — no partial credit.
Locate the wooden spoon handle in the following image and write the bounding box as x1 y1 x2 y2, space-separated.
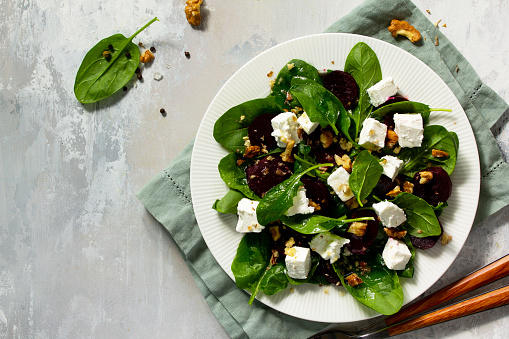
387 285 509 336
385 254 509 325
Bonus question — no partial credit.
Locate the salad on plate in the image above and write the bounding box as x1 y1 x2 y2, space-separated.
211 42 458 315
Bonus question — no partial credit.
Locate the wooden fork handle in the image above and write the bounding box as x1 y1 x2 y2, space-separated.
387 285 509 336
385 254 509 325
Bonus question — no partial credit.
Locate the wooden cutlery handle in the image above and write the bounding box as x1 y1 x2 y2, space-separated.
385 254 509 326
387 285 509 336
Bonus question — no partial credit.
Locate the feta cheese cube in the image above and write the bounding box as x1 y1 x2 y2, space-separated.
236 198 264 233
297 112 319 135
367 77 398 107
358 118 387 149
285 246 312 279
285 186 315 216
394 113 423 148
372 200 407 228
380 155 404 181
309 232 350 263
382 238 412 270
327 166 355 202
271 112 302 148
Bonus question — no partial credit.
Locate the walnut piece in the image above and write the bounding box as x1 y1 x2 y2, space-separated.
269 226 281 242
348 222 367 237
270 249 279 265
388 19 422 43
185 0 203 26
386 130 399 148
334 154 352 172
139 49 155 63
432 149 450 158
384 227 407 239
386 185 402 197
345 196 360 210
419 171 434 184
345 273 363 287
403 181 414 193
339 138 353 152
244 145 261 158
285 237 295 248
280 140 295 163
320 130 334 149
284 247 296 256
441 232 453 245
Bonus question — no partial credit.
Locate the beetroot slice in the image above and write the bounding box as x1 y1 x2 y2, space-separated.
301 176 331 214
314 144 346 164
376 95 409 109
345 210 380 255
248 113 278 149
245 155 293 197
372 175 398 199
412 167 452 206
314 258 342 286
322 70 359 110
410 220 443 249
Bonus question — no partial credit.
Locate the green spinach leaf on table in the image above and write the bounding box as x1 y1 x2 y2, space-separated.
398 125 458 177
74 17 158 103
349 150 383 206
271 59 323 111
280 214 374 235
344 42 382 138
392 192 441 237
212 189 246 214
213 96 280 153
218 152 259 200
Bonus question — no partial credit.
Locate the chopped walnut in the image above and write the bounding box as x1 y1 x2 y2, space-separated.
320 130 334 149
236 159 245 166
339 138 353 152
386 185 402 197
270 249 279 265
269 79 276 88
348 222 367 237
185 0 203 26
267 71 274 77
280 140 295 162
386 130 399 148
384 227 407 239
334 154 352 172
345 273 363 287
441 232 453 245
403 181 414 193
432 149 450 158
287 63 295 71
388 19 422 43
393 146 402 154
345 197 360 210
285 237 295 248
284 247 296 256
308 200 321 211
286 91 293 102
269 226 281 241
140 49 155 63
244 145 261 158
419 171 434 184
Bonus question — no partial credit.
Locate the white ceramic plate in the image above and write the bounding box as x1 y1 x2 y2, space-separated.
190 33 480 323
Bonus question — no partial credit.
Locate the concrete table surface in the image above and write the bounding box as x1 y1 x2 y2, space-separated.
1 0 508 338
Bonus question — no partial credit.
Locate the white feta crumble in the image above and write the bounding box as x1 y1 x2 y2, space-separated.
372 200 407 228
309 232 350 264
367 77 398 107
271 112 302 148
382 237 412 270
236 198 264 233
297 112 319 134
380 155 404 181
285 186 315 216
394 113 423 148
358 118 387 149
285 246 312 279
327 166 354 202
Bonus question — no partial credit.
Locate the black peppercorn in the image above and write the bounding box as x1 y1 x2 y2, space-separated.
135 68 140 74
137 73 143 80
184 51 190 58
126 52 131 59
160 108 166 117
108 44 113 50
123 86 127 91
150 46 156 52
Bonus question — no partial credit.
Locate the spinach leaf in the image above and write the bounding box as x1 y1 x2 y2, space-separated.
344 42 382 138
289 77 343 134
257 262 288 296
349 150 383 206
287 254 320 285
397 235 415 278
74 17 158 103
433 202 448 217
370 101 441 125
398 125 458 177
280 215 374 235
334 254 404 315
218 153 259 200
212 189 246 214
256 163 333 225
392 192 441 237
271 59 323 111
213 97 280 153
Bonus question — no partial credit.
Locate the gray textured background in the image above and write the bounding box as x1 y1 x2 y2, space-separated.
0 0 508 338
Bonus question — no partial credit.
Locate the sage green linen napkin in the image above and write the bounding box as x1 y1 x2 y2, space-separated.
137 0 509 338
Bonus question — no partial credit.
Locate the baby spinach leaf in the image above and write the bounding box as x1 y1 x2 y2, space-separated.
370 101 437 125
392 192 441 237
287 254 320 285
344 42 382 138
280 215 374 235
334 254 404 315
212 189 246 214
289 77 343 134
74 17 158 103
349 150 383 206
258 262 288 296
213 96 280 153
397 235 415 278
271 59 323 111
398 125 458 177
432 201 448 217
218 153 259 200
256 163 333 225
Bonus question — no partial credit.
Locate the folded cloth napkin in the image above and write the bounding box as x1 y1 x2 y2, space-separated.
137 0 509 337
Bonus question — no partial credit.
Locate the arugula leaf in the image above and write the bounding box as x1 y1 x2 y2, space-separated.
218 153 259 200
349 150 383 206
212 189 246 214
280 215 374 235
270 59 323 111
74 17 158 103
256 163 332 225
370 101 443 125
392 192 442 237
213 97 280 153
398 125 458 177
344 42 382 138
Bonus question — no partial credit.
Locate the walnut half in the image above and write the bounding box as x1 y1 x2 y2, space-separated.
185 0 203 26
388 19 422 43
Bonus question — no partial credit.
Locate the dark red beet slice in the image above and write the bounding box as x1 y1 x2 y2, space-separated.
322 70 359 110
314 258 342 286
314 144 346 164
412 167 452 206
301 176 331 214
384 112 395 130
372 175 398 199
245 155 293 197
345 210 380 255
376 95 409 109
409 220 444 249
248 113 277 149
